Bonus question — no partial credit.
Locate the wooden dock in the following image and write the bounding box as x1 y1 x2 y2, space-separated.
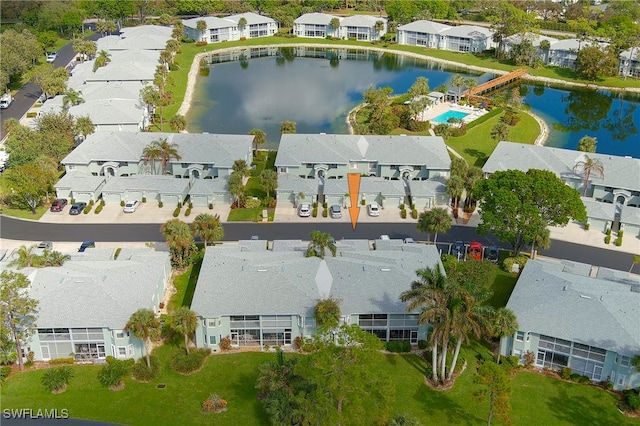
465 69 527 98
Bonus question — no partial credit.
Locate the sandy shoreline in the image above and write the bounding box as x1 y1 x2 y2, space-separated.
177 42 638 136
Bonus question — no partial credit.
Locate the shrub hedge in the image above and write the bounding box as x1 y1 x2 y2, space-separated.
385 341 412 353
131 356 160 382
170 348 211 374
49 357 74 365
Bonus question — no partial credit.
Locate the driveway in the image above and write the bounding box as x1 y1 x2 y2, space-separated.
274 203 413 224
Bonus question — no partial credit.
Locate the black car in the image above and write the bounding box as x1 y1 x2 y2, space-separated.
451 240 466 258
485 246 499 263
69 202 87 215
78 241 95 252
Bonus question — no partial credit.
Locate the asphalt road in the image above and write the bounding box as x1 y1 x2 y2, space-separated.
0 215 635 272
0 31 101 140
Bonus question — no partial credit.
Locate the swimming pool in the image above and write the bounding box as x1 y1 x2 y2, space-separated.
431 110 469 125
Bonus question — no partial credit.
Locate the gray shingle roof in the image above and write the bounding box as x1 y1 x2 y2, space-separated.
397 20 450 34
62 132 253 167
54 173 105 192
23 249 170 329
441 25 493 39
505 32 558 47
226 12 277 25
68 99 145 125
189 178 229 195
275 134 450 169
79 81 144 102
483 142 640 192
102 175 189 194
507 259 640 357
275 174 319 194
86 50 160 82
191 241 442 318
182 16 236 30
340 15 386 27
294 13 336 25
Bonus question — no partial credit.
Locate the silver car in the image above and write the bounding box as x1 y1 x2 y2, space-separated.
330 205 342 219
298 203 311 217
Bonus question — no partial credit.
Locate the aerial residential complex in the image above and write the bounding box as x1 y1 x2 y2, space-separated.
182 12 278 43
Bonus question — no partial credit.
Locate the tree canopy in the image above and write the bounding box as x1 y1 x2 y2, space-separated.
475 169 586 256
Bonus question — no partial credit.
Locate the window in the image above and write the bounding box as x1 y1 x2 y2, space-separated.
617 374 626 386
350 162 358 169
516 331 524 342
117 347 127 357
209 335 216 345
620 356 631 367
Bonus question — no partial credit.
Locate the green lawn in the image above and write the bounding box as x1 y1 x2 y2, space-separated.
3 344 634 426
487 268 518 308
227 207 274 222
167 260 202 312
0 205 48 220
446 111 539 167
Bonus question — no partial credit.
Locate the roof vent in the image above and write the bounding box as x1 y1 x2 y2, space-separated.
580 295 591 299
380 268 390 272
562 286 567 291
257 269 267 272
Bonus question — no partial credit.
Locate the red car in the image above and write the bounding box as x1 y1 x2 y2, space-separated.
468 242 483 261
50 199 68 212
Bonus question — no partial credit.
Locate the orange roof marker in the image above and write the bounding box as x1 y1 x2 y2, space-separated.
347 173 361 230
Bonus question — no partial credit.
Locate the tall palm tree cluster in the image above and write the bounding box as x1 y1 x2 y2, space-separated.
446 157 483 215
141 138 181 175
9 245 71 269
401 265 517 386
228 159 250 208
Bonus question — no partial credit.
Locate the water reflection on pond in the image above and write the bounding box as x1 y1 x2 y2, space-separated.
188 47 639 158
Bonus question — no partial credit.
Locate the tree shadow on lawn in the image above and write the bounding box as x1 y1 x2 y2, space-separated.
544 382 619 426
412 383 483 425
399 353 429 377
462 148 489 168
229 370 270 425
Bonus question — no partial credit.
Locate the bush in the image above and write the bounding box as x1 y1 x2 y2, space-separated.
178 202 182 208
312 207 318 217
173 207 180 217
411 209 418 219
41 366 74 393
240 37 246 41
605 235 611 244
184 208 191 216
570 373 581 382
385 341 412 353
293 336 304 350
142 197 147 203
626 391 640 411
182 37 194 43
98 359 130 389
83 204 91 214
407 119 429 132
501 355 520 371
219 336 232 351
0 366 11 382
322 208 328 218
561 367 572 379
120 200 125 207
158 201 163 208
312 201 318 208
194 41 207 46
615 236 622 246
94 205 103 214
619 230 624 238
440 254 457 270
188 202 193 209
49 357 74 365
244 198 261 209
323 202 328 209
578 375 591 384
170 348 210 374
263 196 276 208
476 351 494 365
584 222 590 230
606 227 611 236
70 198 76 204
401 209 407 219
502 255 528 273
89 199 94 206
400 204 406 211
208 203 213 209
418 340 429 350
131 356 160 382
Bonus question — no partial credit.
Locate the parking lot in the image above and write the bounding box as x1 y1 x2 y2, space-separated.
274 203 417 223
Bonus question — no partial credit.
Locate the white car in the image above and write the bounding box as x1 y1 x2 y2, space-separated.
123 200 140 213
367 202 380 217
46 52 57 63
298 203 311 217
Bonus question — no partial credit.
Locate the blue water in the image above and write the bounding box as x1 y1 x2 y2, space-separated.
189 47 640 158
431 110 470 125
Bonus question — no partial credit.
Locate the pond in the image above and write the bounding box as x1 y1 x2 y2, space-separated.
187 46 640 158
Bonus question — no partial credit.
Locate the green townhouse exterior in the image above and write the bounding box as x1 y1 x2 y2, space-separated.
501 258 640 391
0 248 171 363
191 239 441 351
275 134 451 210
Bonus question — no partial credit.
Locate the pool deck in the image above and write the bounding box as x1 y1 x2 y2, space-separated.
421 102 488 125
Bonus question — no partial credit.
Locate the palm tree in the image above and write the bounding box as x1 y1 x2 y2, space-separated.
450 74 466 103
280 120 297 134
249 129 266 153
238 17 248 35
306 230 337 259
125 309 160 368
446 175 464 211
169 114 187 132
577 135 597 153
155 138 182 175
629 255 640 273
232 159 250 177
573 155 604 196
196 19 207 41
529 222 551 259
62 89 84 110
330 17 341 37
191 213 224 246
464 78 478 100
9 245 40 269
400 266 449 384
491 122 510 141
492 308 519 364
165 39 181 54
260 169 278 198
74 115 95 141
142 142 162 175
463 166 483 210
374 20 385 36
228 172 246 208
93 50 111 72
161 219 197 269
40 249 71 267
417 207 452 244
171 307 198 355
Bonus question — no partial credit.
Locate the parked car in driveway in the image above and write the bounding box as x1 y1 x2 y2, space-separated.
69 202 87 215
78 241 95 252
46 52 57 63
468 242 483 260
38 241 52 250
485 246 499 263
451 240 466 259
367 202 381 217
123 200 140 213
330 205 342 219
298 203 311 217
50 199 68 212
